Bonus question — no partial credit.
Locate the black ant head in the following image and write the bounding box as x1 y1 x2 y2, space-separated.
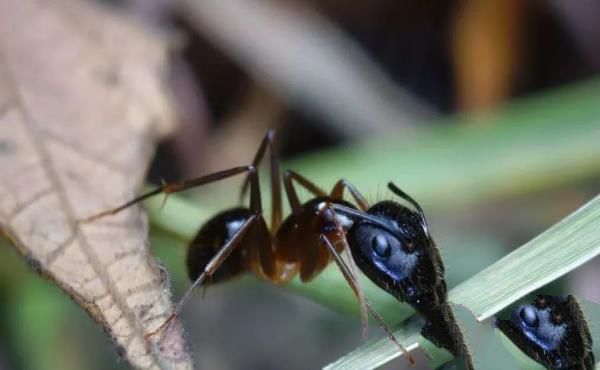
337 183 447 314
496 295 595 370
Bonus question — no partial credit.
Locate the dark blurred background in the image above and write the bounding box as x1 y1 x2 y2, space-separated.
1 0 600 369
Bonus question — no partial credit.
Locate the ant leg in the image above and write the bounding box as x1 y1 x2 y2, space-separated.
239 129 282 230
194 166 266 302
81 165 256 222
244 152 278 278
319 231 416 366
319 207 369 339
283 170 327 213
146 214 259 340
330 179 370 211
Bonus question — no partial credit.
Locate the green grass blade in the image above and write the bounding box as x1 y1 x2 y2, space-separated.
192 79 600 215
325 194 600 369
325 317 426 370
450 193 600 319
287 79 600 210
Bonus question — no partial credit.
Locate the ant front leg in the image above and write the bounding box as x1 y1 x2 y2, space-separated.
319 229 416 366
319 206 369 340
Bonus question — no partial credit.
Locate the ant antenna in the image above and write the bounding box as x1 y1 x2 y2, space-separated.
323 206 370 339
329 204 397 235
329 203 414 245
387 182 430 236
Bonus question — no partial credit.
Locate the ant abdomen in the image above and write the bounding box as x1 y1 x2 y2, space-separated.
186 208 273 283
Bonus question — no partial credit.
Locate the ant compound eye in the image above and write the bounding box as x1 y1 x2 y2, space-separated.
372 234 391 258
520 306 539 328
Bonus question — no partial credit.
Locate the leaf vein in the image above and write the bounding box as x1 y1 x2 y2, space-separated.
0 58 161 365
5 187 53 224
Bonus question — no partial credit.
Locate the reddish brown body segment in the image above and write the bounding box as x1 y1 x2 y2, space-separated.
187 179 365 285
184 128 372 286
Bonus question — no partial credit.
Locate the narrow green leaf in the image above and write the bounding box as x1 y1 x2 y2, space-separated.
450 194 600 318
325 194 600 369
287 79 600 210
325 317 425 370
192 79 600 215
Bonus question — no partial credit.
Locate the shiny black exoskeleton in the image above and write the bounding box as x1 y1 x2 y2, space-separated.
345 200 446 315
331 183 470 366
496 295 595 370
187 207 271 284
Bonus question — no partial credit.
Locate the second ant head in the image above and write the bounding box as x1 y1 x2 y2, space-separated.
496 295 595 370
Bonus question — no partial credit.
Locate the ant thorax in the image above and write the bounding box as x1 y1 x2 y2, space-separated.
496 295 595 370
279 197 356 235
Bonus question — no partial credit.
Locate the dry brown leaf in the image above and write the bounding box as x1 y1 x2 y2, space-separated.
0 0 192 368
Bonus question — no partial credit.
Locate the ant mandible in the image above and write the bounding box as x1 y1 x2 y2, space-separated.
83 129 425 364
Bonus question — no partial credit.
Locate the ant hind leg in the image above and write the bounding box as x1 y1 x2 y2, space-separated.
145 214 259 340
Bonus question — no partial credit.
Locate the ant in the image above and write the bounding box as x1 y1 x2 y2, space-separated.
83 130 419 364
496 295 595 370
328 188 476 367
